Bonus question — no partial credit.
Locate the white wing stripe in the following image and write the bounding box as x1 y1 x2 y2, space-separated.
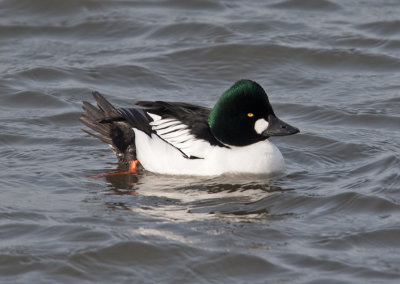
151 120 180 129
150 119 175 127
165 136 191 145
146 115 211 158
161 129 191 140
155 124 187 135
147 113 162 122
172 138 196 145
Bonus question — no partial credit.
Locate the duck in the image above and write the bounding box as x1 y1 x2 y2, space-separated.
80 79 299 176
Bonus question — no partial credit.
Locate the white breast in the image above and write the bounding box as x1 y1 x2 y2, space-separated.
133 129 285 176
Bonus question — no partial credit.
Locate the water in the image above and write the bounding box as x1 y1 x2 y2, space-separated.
1 0 400 283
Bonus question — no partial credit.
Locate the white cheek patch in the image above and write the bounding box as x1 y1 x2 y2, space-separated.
254 118 269 134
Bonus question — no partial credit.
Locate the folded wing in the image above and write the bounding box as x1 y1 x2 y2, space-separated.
81 93 224 164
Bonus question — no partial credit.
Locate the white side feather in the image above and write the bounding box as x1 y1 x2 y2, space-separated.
132 113 285 176
133 129 285 176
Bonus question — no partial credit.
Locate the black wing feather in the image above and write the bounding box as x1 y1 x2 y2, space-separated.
117 107 152 136
80 92 137 164
81 92 225 165
135 101 223 147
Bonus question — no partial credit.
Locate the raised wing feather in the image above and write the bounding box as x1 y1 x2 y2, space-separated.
118 101 224 159
135 101 222 146
81 93 224 163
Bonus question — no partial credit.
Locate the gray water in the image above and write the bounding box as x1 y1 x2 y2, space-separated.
1 0 400 283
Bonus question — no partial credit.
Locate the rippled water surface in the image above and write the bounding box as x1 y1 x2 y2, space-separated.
1 0 400 283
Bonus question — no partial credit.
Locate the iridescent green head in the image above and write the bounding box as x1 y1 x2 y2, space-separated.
208 80 299 146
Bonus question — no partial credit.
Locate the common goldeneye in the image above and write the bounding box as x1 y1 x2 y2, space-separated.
81 79 299 176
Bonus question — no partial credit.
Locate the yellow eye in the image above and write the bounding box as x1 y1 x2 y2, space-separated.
247 113 254 118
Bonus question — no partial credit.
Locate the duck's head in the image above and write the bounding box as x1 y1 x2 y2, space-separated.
208 80 299 147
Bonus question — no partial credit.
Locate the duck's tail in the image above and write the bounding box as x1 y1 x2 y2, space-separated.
80 91 137 165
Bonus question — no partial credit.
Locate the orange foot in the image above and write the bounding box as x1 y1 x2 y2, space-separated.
91 160 140 178
129 160 139 173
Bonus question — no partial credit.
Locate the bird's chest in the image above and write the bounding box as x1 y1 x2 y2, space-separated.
206 141 285 175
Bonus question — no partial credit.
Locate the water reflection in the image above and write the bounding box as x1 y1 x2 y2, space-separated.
91 166 296 221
